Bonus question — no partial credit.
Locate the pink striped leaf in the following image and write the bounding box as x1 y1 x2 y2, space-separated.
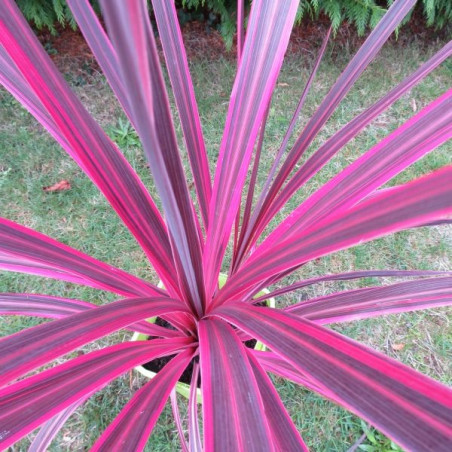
69 0 213 239
286 276 452 324
0 217 160 297
188 361 202 452
236 0 245 63
252 350 337 400
266 89 452 245
245 41 452 250
247 350 308 451
0 293 95 318
100 0 204 315
0 293 182 337
66 0 131 119
0 47 73 158
261 0 416 223
0 297 189 387
217 166 452 304
199 318 272 452
0 339 192 450
0 0 179 294
29 397 88 452
253 270 451 303
233 101 271 264
92 350 194 452
170 390 189 452
202 0 299 300
152 0 212 229
213 304 452 451
234 25 333 267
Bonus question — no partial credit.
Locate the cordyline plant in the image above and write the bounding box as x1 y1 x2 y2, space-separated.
0 0 451 450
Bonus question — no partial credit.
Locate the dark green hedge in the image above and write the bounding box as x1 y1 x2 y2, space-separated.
16 0 452 47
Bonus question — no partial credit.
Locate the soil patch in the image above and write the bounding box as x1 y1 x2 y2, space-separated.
37 11 449 74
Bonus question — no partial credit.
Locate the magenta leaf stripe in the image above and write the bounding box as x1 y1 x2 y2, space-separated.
260 0 416 221
247 351 308 451
0 0 178 293
218 167 452 304
0 218 160 297
253 270 451 303
0 297 189 387
245 41 452 249
92 350 194 452
234 25 333 266
0 293 95 318
252 350 337 401
266 89 452 244
66 0 132 119
188 361 202 452
286 276 452 324
170 390 189 452
152 0 212 229
0 47 73 158
214 304 452 451
100 0 204 315
233 101 271 266
0 293 183 337
29 397 88 452
199 319 272 451
203 0 299 300
0 339 192 450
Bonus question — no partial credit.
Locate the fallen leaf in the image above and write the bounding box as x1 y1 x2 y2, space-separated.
391 343 405 351
410 98 417 112
43 179 71 192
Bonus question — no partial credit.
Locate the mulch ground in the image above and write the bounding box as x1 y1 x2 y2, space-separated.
36 13 449 75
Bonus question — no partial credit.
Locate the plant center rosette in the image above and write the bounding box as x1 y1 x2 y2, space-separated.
131 274 275 399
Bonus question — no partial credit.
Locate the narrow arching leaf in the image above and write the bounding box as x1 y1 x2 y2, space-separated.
66 0 131 118
202 0 299 300
29 397 87 452
0 47 72 157
247 41 452 247
253 270 451 303
252 350 336 400
199 318 272 452
287 276 452 323
0 218 159 297
170 390 189 452
268 89 452 243
0 293 183 337
233 101 271 265
0 339 191 450
247 351 308 451
0 0 178 293
152 0 211 228
262 0 416 219
235 25 332 266
236 0 245 62
92 350 194 452
214 304 452 451
188 361 202 452
100 0 204 315
0 292 94 318
218 167 452 304
0 297 189 387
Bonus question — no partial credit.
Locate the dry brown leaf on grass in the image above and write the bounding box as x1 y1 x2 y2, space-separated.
391 343 406 351
43 180 71 192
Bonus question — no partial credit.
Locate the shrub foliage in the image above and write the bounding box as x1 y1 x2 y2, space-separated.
16 0 452 44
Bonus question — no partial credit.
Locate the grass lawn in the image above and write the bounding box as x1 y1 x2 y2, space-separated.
1 36 451 451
